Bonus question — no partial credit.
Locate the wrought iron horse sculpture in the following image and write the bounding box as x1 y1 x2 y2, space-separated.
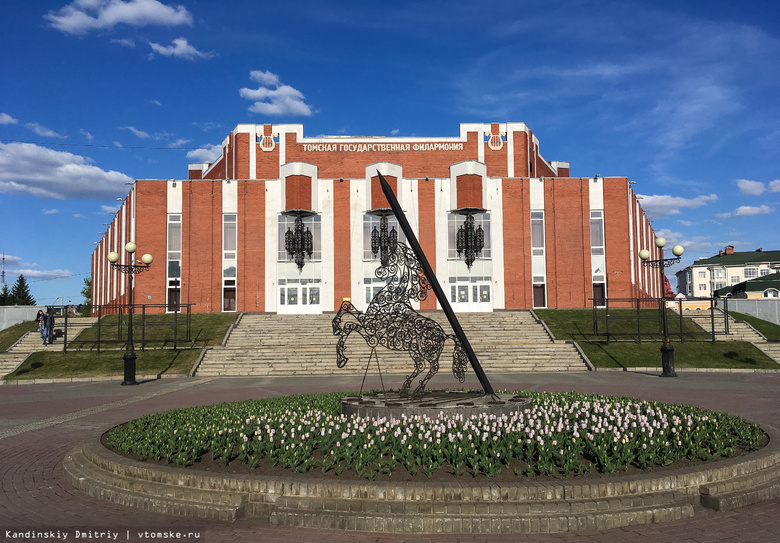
332 239 469 399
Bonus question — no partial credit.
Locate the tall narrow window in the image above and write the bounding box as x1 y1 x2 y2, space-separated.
531 211 544 249
223 214 237 260
530 211 546 307
167 214 182 311
590 210 606 306
222 214 238 312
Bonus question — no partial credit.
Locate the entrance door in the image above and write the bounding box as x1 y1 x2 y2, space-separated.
450 278 492 312
278 279 322 315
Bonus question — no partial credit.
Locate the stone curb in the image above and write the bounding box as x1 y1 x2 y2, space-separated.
63 425 780 534
0 374 189 385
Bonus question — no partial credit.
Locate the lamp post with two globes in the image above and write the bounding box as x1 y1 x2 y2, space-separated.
107 242 153 386
639 237 684 377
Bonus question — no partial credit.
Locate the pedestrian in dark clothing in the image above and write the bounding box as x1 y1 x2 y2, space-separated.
36 310 46 344
46 310 56 345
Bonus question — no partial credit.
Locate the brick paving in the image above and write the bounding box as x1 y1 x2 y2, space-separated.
1 371 779 542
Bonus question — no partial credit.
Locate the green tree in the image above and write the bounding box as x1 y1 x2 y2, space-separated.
81 277 92 316
0 283 10 305
9 275 36 305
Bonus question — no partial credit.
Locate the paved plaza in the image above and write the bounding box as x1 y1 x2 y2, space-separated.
1 370 778 542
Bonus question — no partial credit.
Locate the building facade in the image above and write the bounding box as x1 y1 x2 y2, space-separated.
677 246 780 298
92 122 663 314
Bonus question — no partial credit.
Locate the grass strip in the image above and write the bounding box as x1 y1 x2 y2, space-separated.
535 309 778 369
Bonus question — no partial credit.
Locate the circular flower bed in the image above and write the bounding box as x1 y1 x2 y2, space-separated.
107 391 765 480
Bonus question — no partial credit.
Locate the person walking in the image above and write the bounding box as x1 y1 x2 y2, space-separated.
46 309 56 345
36 310 46 345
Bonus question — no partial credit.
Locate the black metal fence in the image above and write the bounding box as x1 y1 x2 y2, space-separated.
592 297 726 342
60 304 193 352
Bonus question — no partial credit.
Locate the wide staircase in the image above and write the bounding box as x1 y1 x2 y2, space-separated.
683 310 780 364
0 317 98 379
195 310 587 377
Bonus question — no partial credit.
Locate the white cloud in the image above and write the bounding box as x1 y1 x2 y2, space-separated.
391 129 400 135
769 180 780 193
80 129 94 141
9 268 73 281
45 0 192 35
677 220 693 226
148 38 215 61
186 144 222 163
239 71 313 116
123 126 150 138
717 205 774 219
636 193 718 219
0 142 133 200
248 70 280 87
151 99 162 106
101 204 120 214
112 38 136 47
192 121 221 132
43 209 60 215
168 138 190 148
736 178 766 195
0 113 18 125
26 122 65 138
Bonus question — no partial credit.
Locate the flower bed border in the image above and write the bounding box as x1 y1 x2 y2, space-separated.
64 425 780 534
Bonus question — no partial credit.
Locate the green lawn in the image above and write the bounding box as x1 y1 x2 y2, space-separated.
0 320 38 352
70 312 237 350
535 309 779 370
5 349 201 380
3 313 237 380
730 311 780 341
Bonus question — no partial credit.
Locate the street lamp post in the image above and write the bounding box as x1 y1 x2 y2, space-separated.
639 237 684 377
107 242 153 386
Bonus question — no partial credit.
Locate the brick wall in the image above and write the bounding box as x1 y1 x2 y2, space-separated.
285 175 312 210
133 182 167 312
456 174 482 208
238 180 265 312
332 178 351 309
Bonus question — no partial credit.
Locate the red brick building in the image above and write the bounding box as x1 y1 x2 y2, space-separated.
92 122 663 314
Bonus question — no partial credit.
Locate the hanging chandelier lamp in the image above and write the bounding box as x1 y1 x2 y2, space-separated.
455 209 485 270
371 213 398 267
284 211 314 271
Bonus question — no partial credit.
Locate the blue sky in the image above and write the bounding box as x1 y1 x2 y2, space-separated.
1 0 778 306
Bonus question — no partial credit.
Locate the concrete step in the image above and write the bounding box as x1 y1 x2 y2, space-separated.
195 310 585 377
0 352 28 379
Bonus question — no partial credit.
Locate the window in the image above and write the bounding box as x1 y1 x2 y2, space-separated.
712 269 725 280
698 284 708 291
223 214 237 259
698 271 706 279
744 268 758 279
167 214 181 276
363 214 405 260
760 268 770 277
448 212 491 260
730 276 740 285
167 214 182 312
531 212 544 248
590 211 604 248
278 214 321 261
764 289 779 298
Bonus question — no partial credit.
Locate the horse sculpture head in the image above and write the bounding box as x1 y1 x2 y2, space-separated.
373 242 431 305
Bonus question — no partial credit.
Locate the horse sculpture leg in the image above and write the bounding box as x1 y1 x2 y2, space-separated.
400 349 426 398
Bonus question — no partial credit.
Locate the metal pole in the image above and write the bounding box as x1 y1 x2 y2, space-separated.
122 269 138 385
377 171 495 396
659 265 676 377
